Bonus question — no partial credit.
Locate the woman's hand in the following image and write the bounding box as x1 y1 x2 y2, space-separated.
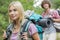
21 32 28 40
2 30 7 39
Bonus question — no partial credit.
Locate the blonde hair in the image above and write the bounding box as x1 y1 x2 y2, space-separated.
8 1 25 23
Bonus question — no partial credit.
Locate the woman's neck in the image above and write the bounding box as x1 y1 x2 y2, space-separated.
45 8 50 14
13 20 20 29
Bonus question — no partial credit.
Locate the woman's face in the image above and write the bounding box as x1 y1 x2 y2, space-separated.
43 4 49 9
9 6 20 21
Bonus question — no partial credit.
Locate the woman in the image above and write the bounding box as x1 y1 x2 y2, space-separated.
41 0 60 40
3 1 40 40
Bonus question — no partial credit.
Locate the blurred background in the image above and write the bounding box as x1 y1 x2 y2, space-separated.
0 0 60 40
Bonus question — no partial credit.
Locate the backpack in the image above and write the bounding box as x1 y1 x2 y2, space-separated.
24 10 54 40
24 10 43 40
21 20 43 40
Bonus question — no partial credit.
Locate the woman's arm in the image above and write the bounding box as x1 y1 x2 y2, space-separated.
52 10 60 22
28 23 40 40
53 19 60 23
32 32 40 40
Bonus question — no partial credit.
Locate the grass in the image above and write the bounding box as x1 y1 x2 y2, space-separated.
56 32 60 40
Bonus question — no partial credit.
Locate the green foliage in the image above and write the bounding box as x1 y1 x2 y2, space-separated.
20 0 34 10
51 0 60 9
33 7 43 14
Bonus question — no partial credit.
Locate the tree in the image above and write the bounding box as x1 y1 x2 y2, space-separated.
51 0 60 9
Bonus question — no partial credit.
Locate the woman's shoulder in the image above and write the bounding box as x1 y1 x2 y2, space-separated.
50 9 59 15
28 23 38 35
29 23 36 28
7 23 13 29
50 9 58 13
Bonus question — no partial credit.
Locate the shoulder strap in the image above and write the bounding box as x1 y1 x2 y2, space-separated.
4 23 14 40
20 20 32 40
6 23 14 36
21 20 31 32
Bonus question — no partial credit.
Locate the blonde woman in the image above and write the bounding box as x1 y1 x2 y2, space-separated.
3 1 40 40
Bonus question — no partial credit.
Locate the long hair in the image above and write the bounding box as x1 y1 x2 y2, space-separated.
8 1 25 23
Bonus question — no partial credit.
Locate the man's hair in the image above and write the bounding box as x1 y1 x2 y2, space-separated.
41 0 51 8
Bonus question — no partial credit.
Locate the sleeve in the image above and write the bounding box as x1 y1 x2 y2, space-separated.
52 10 60 19
28 23 38 36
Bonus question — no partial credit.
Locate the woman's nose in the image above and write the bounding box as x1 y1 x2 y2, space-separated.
10 11 15 14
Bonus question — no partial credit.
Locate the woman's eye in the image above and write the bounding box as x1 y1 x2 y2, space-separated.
9 9 17 12
9 10 12 12
13 9 17 11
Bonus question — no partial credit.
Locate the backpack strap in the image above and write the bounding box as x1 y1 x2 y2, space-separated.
20 20 33 40
21 20 31 33
4 23 14 40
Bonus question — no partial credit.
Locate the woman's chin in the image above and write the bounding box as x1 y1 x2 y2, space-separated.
11 18 17 21
11 18 19 21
